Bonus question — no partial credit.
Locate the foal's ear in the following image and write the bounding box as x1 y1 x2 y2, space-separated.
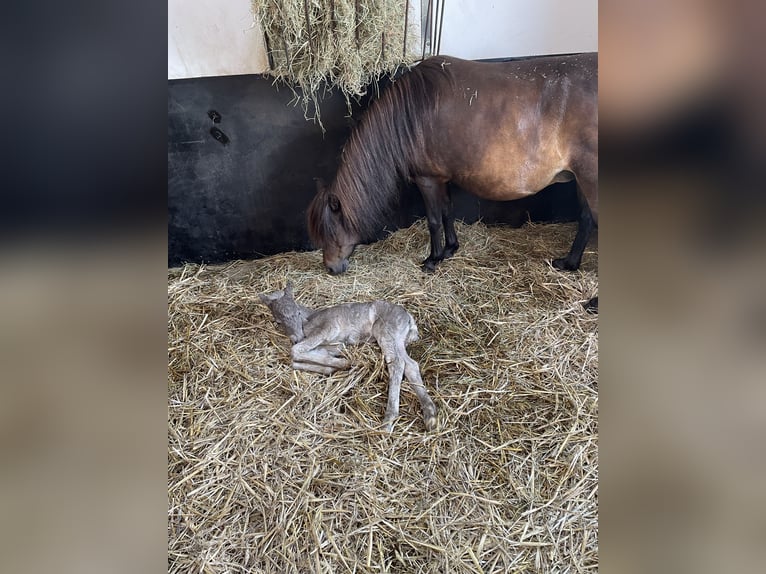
285 281 294 297
258 293 273 305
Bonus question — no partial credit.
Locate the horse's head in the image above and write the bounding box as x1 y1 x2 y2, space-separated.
259 282 305 343
307 178 360 275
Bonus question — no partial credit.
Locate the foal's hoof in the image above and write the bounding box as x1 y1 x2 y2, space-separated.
422 402 438 431
552 257 579 271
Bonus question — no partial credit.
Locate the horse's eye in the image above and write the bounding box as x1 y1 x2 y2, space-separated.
328 195 340 212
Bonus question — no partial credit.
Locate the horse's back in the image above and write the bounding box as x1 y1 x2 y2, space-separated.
411 53 597 199
420 52 595 78
415 53 596 101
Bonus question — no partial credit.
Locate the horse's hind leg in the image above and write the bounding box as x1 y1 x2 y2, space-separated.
416 177 450 272
553 174 597 271
583 296 598 313
552 199 594 271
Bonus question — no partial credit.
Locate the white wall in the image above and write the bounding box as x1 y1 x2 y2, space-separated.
168 0 269 79
168 0 597 80
438 0 598 60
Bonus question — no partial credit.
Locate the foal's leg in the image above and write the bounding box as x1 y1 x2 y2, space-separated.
377 338 405 432
292 361 340 376
291 337 349 371
377 335 437 432
415 177 450 272
401 348 438 431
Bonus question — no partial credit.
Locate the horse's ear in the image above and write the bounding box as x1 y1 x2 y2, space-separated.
328 194 340 212
285 281 294 297
315 177 326 194
258 293 271 305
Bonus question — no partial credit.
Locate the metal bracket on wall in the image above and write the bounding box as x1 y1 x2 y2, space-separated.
421 0 445 60
209 127 229 146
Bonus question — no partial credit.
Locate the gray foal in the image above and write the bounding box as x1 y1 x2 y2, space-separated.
260 283 438 431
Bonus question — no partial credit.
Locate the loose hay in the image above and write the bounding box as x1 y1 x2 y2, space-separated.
168 220 598 573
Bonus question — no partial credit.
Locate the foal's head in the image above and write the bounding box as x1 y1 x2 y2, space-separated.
307 178 360 275
259 282 305 343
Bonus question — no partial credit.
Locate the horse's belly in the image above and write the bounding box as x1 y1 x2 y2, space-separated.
446 127 572 199
456 167 567 201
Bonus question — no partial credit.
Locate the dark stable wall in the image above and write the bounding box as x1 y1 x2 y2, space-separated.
168 59 580 267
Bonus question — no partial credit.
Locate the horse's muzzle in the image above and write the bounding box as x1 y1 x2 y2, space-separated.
326 259 349 275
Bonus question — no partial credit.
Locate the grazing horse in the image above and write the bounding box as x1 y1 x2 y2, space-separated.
307 53 598 274
259 282 438 432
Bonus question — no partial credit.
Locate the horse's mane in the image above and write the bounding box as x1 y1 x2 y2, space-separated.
308 58 454 246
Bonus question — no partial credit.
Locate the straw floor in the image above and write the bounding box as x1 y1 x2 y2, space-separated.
168 219 598 573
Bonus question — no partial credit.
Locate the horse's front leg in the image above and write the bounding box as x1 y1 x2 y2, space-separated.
441 187 459 259
415 177 449 272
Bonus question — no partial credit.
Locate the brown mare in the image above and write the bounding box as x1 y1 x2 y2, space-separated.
308 53 598 274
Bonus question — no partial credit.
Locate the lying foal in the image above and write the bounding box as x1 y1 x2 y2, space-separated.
259 283 438 432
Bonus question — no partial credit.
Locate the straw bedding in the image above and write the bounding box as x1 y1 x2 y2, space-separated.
168 219 598 573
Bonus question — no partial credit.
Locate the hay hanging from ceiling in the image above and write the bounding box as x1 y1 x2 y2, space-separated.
252 0 418 123
168 220 598 573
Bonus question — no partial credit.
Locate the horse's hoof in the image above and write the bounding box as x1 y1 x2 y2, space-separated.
424 415 438 432
443 244 459 259
421 259 438 273
381 419 394 433
583 296 598 313
552 257 579 271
